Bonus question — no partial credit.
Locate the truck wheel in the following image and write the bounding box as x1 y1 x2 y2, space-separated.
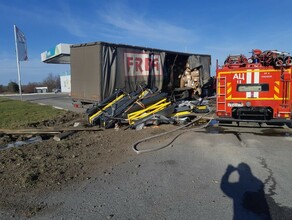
218 120 232 125
285 122 292 128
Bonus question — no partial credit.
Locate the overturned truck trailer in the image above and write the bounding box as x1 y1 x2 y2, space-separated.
70 41 211 106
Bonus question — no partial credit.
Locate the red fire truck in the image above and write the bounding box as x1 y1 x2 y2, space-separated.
216 49 292 127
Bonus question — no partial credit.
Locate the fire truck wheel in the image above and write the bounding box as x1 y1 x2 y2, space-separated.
285 122 292 128
219 121 232 125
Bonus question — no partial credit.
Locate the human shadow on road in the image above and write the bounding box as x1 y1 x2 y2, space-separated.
221 163 271 220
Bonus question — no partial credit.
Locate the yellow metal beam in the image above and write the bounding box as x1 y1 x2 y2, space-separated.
127 98 171 124
89 94 125 124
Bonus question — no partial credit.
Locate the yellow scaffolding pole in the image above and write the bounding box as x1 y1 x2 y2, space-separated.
89 94 125 124
169 111 193 117
127 98 171 125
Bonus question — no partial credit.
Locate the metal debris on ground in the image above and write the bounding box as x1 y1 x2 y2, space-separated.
1 136 43 150
86 85 214 130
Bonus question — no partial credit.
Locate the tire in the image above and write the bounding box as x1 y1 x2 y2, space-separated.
285 122 292 128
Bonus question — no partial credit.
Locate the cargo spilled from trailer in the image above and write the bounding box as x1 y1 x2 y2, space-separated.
70 42 211 105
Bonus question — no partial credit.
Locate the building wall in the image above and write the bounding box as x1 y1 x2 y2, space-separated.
60 75 71 93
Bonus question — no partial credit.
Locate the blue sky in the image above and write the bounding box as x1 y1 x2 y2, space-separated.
1 0 292 85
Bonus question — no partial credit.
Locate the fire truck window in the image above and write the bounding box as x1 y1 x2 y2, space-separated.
237 84 269 92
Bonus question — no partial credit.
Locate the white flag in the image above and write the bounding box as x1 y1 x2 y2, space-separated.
15 26 28 61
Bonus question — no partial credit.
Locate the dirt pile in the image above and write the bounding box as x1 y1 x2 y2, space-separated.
0 111 176 218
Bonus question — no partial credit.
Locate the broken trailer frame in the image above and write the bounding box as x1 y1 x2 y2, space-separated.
70 41 211 107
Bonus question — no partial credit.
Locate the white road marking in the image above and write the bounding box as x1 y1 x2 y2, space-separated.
53 106 65 110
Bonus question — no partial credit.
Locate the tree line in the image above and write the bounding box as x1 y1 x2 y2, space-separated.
0 73 61 93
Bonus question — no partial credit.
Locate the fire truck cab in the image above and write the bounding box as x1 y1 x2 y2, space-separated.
216 49 292 127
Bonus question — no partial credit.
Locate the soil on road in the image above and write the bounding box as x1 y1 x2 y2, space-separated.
0 111 176 218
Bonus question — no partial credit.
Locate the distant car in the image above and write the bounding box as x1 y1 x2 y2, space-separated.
53 88 61 93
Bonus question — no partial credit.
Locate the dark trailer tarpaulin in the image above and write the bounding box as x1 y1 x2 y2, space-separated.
70 41 211 103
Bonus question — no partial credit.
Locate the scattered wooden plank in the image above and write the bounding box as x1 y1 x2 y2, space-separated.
0 127 104 135
53 131 77 142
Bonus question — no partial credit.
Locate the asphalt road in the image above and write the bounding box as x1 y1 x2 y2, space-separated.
1 93 85 113
31 124 292 220
1 93 292 219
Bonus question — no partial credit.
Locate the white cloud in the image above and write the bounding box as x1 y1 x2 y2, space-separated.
52 3 90 39
0 2 89 39
1 2 200 47
98 3 198 46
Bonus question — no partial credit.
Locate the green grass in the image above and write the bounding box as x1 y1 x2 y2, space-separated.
0 97 64 129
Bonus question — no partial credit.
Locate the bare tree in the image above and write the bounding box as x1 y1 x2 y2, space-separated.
43 73 60 92
22 82 42 93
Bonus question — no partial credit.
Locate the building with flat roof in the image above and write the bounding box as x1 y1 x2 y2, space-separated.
34 87 48 93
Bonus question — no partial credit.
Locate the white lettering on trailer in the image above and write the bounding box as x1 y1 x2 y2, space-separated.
124 53 162 76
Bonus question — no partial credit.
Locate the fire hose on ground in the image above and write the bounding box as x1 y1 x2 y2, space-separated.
132 111 215 154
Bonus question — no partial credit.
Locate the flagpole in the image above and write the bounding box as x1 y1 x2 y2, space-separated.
13 24 23 101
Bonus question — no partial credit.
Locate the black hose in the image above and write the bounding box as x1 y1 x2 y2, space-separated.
132 111 214 154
